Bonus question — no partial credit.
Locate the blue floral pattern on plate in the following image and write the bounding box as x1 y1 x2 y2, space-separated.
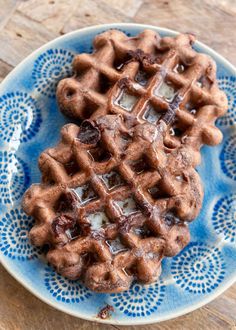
0 92 42 143
0 24 235 325
0 151 30 204
32 49 74 98
44 266 92 303
220 134 236 180
111 281 166 317
217 76 236 126
171 242 225 294
212 194 236 243
0 207 40 260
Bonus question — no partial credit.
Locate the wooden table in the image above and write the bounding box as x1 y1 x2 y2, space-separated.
0 1 235 329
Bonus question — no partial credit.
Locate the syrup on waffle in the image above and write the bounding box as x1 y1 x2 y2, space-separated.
23 115 203 292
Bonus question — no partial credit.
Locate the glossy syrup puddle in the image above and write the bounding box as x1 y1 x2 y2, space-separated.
115 90 138 112
155 81 177 102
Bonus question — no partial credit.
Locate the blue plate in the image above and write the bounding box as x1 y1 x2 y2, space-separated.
0 23 235 325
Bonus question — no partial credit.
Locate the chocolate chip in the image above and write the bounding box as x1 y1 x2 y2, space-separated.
78 121 101 144
52 215 76 236
127 49 156 65
97 304 114 319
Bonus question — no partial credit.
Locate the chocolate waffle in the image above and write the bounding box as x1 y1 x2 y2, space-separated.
23 115 203 292
57 29 227 154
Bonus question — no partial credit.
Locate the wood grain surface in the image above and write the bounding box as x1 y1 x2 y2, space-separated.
0 1 235 329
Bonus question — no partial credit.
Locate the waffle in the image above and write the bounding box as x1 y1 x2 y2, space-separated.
23 115 203 293
57 29 227 154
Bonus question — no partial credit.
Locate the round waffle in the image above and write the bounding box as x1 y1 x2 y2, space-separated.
57 29 227 153
23 115 203 292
